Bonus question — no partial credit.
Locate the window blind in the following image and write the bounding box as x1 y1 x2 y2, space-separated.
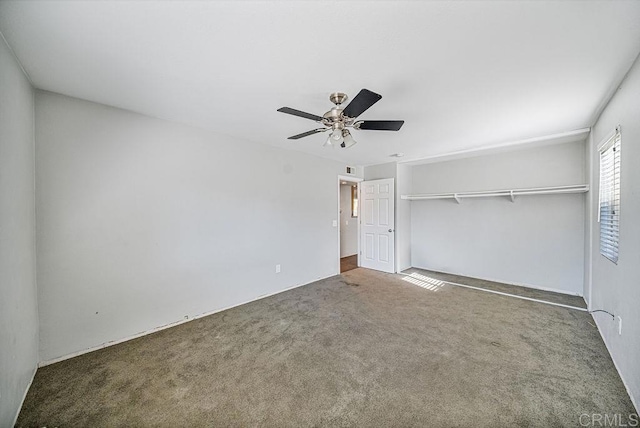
598 127 621 264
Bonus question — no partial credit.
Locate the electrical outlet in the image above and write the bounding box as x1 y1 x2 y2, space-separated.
275 264 281 273
617 316 622 335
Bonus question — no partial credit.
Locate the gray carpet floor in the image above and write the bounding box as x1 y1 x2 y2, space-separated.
17 268 635 427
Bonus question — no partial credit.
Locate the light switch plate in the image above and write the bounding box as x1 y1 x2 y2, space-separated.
332 220 337 227
618 316 622 335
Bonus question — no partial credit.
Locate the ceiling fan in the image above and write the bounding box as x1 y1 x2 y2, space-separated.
277 89 404 148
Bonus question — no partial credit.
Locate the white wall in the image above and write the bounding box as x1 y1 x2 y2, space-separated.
587 54 640 411
364 162 397 182
0 35 38 426
339 184 357 257
396 163 412 272
35 91 347 362
410 141 586 295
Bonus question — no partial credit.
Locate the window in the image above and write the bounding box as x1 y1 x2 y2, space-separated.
351 185 358 217
598 127 621 264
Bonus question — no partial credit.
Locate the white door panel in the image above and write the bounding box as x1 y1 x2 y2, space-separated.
364 233 375 260
360 178 395 273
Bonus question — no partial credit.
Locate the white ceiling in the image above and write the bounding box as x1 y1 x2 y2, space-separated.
1 1 640 166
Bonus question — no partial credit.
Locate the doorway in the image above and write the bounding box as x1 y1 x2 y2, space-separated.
338 176 362 273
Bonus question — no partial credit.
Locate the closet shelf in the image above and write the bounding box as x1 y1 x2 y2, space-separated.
401 184 589 203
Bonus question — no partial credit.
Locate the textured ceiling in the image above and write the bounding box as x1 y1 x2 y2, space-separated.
1 1 640 165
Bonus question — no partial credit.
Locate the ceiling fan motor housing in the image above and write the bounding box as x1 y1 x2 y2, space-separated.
324 107 350 130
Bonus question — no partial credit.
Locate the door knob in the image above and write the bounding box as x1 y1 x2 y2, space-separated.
388 229 394 232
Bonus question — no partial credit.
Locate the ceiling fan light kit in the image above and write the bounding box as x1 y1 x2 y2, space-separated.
277 89 405 148
341 129 357 148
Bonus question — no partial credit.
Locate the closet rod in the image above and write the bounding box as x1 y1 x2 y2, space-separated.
401 184 589 201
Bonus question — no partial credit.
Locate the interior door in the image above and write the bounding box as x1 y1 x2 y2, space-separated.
360 178 395 273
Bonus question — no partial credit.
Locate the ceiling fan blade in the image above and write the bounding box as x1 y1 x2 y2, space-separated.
277 107 324 122
357 120 405 131
287 128 327 140
342 89 382 118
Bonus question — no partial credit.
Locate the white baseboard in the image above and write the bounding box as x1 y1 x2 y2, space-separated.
592 316 639 414
39 275 334 367
13 365 37 426
410 265 584 297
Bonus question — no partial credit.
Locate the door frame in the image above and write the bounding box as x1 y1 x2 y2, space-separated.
337 175 363 274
